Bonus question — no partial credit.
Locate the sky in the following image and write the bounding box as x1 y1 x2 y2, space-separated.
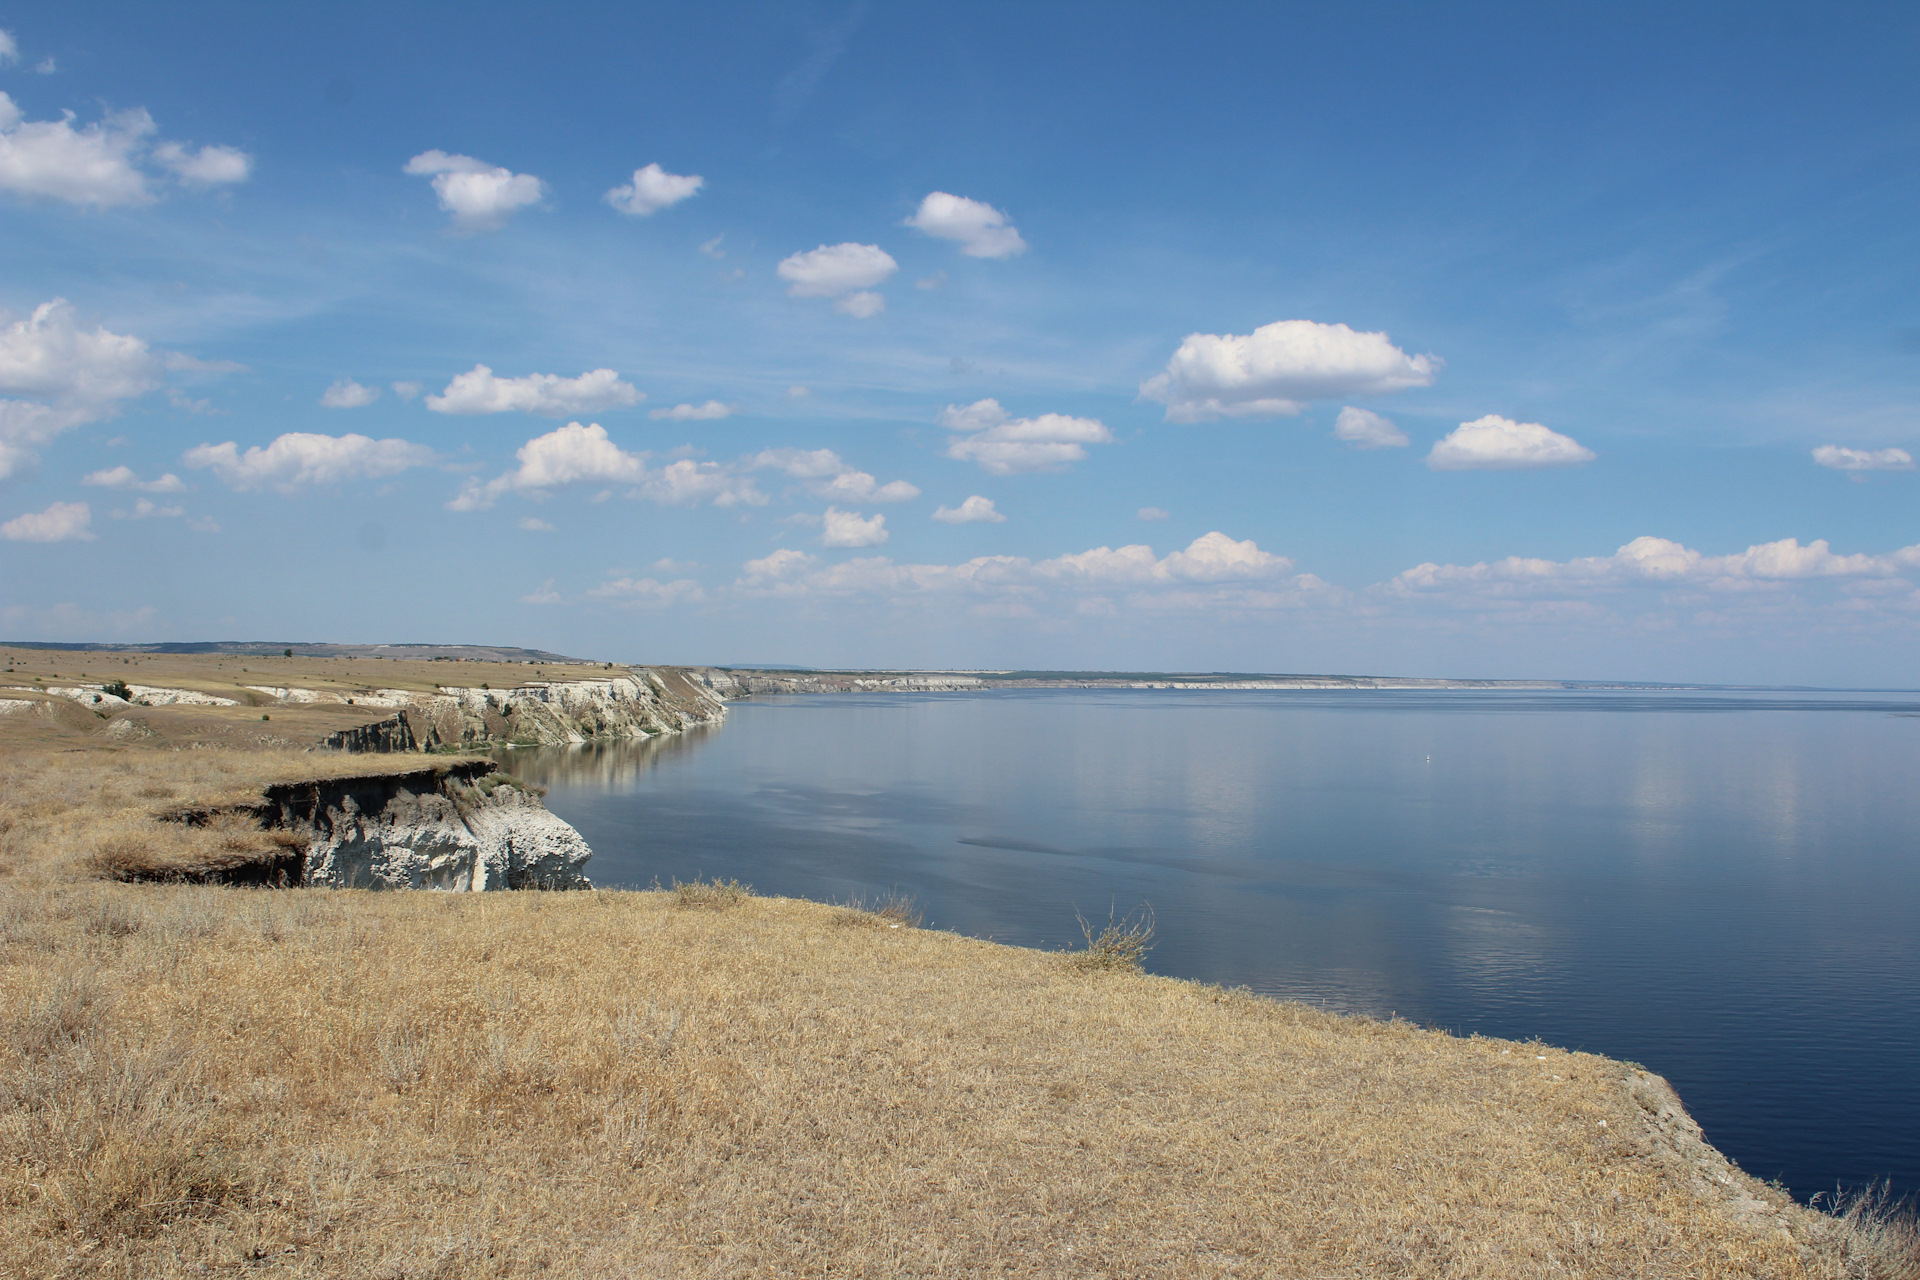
1 2 1917 684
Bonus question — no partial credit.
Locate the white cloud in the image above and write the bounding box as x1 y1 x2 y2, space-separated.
2 500 92 542
605 163 703 216
786 385 810 399
81 465 184 492
1389 535 1920 600
1334 406 1409 449
649 400 733 421
0 30 15 64
426 364 641 416
1137 506 1169 521
939 398 1113 474
153 141 251 186
391 380 422 401
904 191 1026 259
1813 445 1914 472
0 92 250 207
777 242 897 298
750 447 920 503
916 271 947 290
700 234 726 259
733 531 1313 613
1140 320 1440 423
0 299 165 480
586 575 705 608
641 458 764 507
184 432 436 491
933 495 1005 524
111 497 183 520
521 579 563 605
517 516 554 532
403 150 544 231
833 290 886 319
451 422 763 510
821 507 888 547
320 378 379 409
1427 415 1595 471
740 547 817 587
451 422 643 508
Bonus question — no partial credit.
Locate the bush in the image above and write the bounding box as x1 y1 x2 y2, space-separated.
1068 902 1156 972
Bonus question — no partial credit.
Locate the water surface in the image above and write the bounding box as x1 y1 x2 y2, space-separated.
502 688 1920 1200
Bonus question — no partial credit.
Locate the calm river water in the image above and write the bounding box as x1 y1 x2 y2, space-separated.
500 688 1920 1201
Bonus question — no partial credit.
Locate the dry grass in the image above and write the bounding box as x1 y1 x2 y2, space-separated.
668 875 752 910
1 744 1912 1278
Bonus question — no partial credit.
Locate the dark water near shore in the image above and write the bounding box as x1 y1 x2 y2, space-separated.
501 689 1920 1201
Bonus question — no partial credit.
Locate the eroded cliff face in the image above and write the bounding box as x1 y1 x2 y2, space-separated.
264 668 735 751
167 762 594 890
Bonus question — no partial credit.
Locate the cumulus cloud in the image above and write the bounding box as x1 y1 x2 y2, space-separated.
2 500 92 542
184 432 436 491
777 243 897 313
1140 320 1439 423
733 531 1314 613
391 380 422 401
1389 535 1920 601
1334 406 1409 449
750 447 919 503
320 378 379 409
0 30 15 64
426 364 641 416
403 151 544 231
81 466 184 493
1813 445 1914 472
605 163 703 216
586 575 705 607
0 299 165 480
1137 506 1169 521
1427 415 1595 471
0 92 250 207
517 516 554 532
933 495 1005 524
450 422 763 511
649 400 732 421
904 191 1026 259
939 398 1113 474
822 506 887 547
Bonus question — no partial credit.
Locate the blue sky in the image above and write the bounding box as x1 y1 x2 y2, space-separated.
2 2 1917 683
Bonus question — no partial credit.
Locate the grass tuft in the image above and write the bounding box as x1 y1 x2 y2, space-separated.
834 889 924 929
669 875 751 909
1068 901 1156 972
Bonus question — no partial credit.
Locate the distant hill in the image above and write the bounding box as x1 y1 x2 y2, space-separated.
1 640 586 663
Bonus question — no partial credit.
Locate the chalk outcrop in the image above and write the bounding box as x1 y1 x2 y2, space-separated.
263 668 733 750
160 762 594 890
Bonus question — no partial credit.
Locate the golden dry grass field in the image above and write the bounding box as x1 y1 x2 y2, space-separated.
1 739 1913 1278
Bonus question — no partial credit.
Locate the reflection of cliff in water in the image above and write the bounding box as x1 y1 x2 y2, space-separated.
492 721 722 790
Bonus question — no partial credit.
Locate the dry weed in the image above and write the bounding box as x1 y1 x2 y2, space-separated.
833 889 923 929
1068 900 1156 971
1818 1183 1920 1280
668 875 750 909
